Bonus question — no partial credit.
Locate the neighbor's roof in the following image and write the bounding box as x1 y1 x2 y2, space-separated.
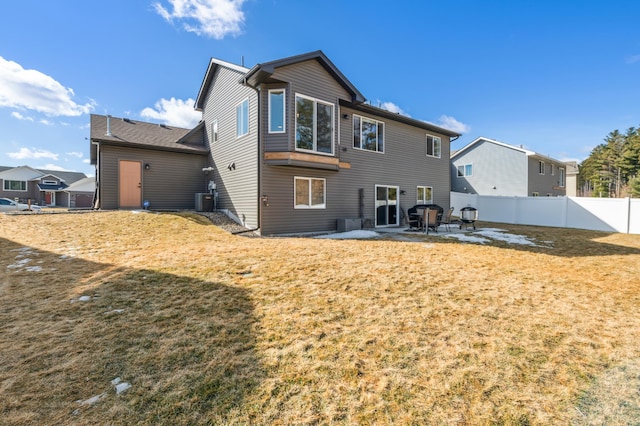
37 182 68 192
65 176 95 193
0 165 87 184
451 136 569 164
90 115 209 163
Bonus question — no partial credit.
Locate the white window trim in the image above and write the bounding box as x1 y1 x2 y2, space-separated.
42 179 58 185
236 98 249 138
559 167 566 187
457 164 473 177
353 114 385 153
417 185 433 204
3 180 27 192
212 119 218 142
426 134 442 158
539 160 545 175
294 93 335 156
294 176 326 209
268 89 286 134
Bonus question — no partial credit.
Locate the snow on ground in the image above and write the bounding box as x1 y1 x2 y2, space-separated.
315 230 379 239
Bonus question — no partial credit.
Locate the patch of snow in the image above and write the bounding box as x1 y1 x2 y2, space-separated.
77 296 92 302
315 230 379 239
441 233 490 244
7 258 31 269
474 229 537 246
104 309 125 315
111 377 122 385
77 393 106 405
115 382 131 394
24 266 42 272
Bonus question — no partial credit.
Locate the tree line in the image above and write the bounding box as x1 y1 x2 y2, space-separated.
579 126 640 197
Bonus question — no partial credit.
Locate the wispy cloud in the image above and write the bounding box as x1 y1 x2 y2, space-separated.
0 56 95 117
39 163 67 171
140 97 202 128
625 54 640 64
8 147 59 160
66 151 84 158
11 111 34 121
154 0 246 39
431 115 470 134
378 101 409 116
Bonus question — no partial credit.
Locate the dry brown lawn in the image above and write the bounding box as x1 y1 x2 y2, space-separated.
1 211 639 425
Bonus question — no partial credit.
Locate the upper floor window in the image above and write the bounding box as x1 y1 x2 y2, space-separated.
550 164 555 176
353 115 384 153
294 176 326 209
3 180 27 191
426 135 441 158
42 179 58 185
538 160 545 175
268 89 285 133
559 167 566 187
295 94 334 154
212 119 218 142
417 186 433 204
457 164 473 177
236 98 249 138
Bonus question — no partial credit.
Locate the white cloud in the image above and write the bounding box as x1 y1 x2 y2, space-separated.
154 0 246 39
11 111 34 121
378 101 408 116
0 56 95 117
431 115 470 134
39 119 53 126
39 163 67 171
8 147 59 160
140 97 202 128
82 159 90 164
67 151 84 158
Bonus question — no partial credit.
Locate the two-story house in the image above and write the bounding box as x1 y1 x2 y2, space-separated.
90 50 460 235
450 137 576 197
0 165 88 207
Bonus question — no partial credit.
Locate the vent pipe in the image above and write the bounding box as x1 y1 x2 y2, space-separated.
106 115 112 137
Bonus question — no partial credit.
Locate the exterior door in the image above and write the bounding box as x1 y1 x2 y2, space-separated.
119 160 142 208
45 192 54 206
375 185 399 227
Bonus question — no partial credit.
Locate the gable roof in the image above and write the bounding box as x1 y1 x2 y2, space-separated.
65 176 95 193
451 136 571 165
243 50 366 103
90 114 209 164
0 165 45 181
340 100 461 138
195 58 250 111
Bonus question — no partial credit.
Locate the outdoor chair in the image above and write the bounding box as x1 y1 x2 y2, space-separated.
439 207 455 232
423 208 439 235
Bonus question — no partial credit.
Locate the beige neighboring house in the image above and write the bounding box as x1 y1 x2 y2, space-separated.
564 161 579 197
64 176 95 209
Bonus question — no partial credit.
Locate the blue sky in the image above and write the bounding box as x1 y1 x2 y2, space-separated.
1 0 639 176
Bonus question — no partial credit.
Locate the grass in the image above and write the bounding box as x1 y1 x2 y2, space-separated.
1 211 640 425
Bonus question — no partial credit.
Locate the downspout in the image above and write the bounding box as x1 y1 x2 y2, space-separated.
242 77 262 234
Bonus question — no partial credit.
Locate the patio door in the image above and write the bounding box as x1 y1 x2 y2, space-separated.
119 160 142 209
375 185 399 227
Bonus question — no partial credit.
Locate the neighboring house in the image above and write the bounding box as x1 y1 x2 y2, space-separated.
90 50 460 235
64 176 96 209
90 115 209 210
450 137 575 197
0 165 87 206
564 161 579 197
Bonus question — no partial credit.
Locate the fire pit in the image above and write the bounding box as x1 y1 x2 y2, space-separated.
459 206 478 230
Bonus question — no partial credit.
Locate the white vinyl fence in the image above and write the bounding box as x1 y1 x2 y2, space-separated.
450 192 640 234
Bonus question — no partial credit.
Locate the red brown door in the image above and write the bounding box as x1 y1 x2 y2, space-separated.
119 160 142 208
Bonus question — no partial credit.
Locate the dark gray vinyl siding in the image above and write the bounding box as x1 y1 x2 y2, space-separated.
98 145 207 210
260 104 452 235
527 157 567 196
202 66 259 228
451 141 528 196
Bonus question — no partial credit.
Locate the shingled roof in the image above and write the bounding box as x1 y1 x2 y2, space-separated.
90 114 208 165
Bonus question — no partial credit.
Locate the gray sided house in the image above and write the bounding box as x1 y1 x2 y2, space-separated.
195 50 460 235
90 115 209 210
0 165 87 207
451 137 574 197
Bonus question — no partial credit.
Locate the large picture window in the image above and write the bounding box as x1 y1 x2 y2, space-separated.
268 89 285 133
3 180 27 191
294 177 326 209
295 94 334 154
353 115 384 152
426 135 441 158
417 186 433 204
236 98 249 137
